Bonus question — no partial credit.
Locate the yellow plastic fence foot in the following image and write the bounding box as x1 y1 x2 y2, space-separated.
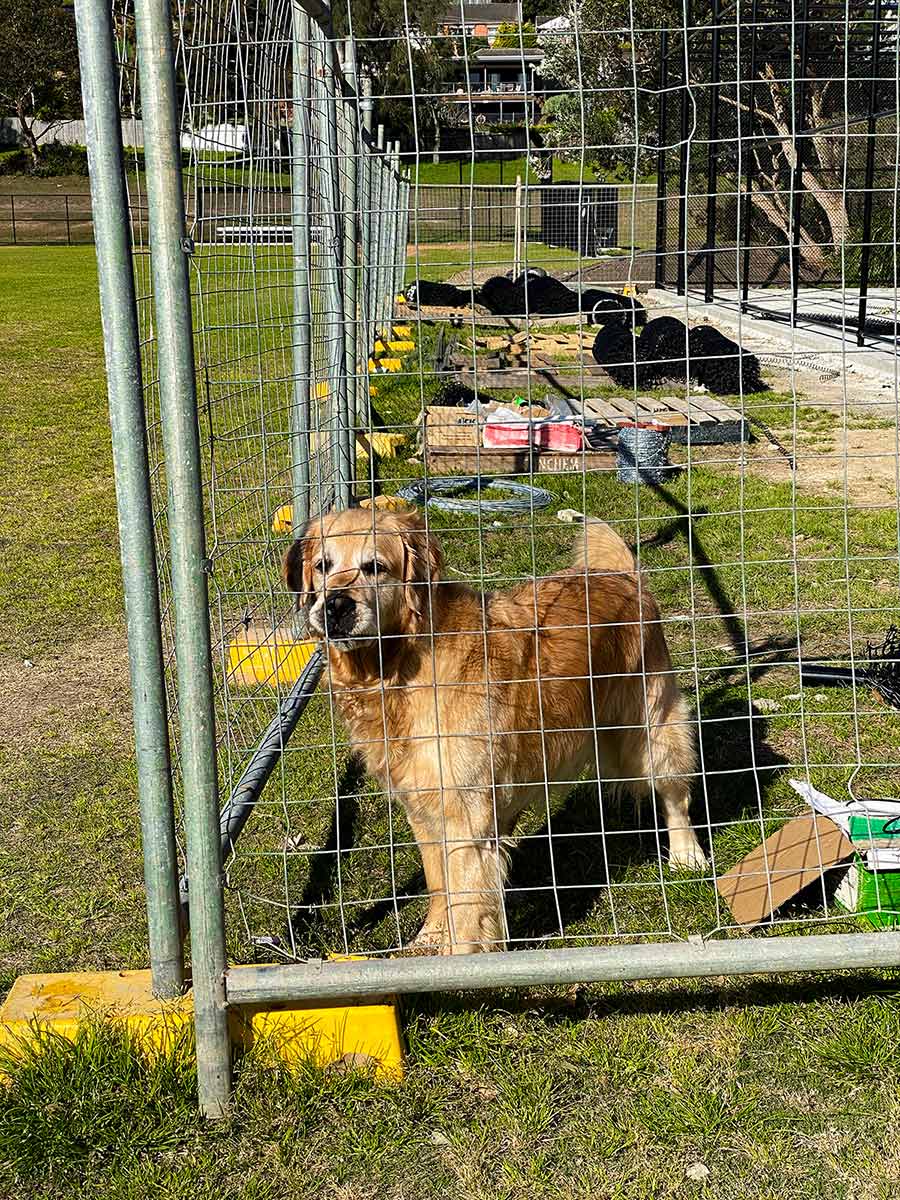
228 624 317 687
272 502 294 534
360 432 406 460
0 969 404 1080
392 325 412 338
388 340 415 352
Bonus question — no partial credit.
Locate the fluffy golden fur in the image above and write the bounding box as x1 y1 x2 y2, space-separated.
284 507 707 954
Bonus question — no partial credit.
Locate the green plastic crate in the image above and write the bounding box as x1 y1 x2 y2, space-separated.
835 856 900 929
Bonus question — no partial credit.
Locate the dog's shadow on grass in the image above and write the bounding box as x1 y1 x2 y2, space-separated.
503 685 791 943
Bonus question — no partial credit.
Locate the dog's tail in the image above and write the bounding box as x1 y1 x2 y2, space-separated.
572 517 636 574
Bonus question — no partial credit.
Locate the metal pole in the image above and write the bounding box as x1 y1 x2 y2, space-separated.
133 0 231 1117
65 194 72 245
374 126 388 339
339 38 361 433
704 0 721 304
398 171 411 304
390 144 404 320
790 0 810 323
218 652 324 860
291 1 312 529
73 0 183 1001
368 125 384 346
740 0 758 310
386 147 400 343
514 173 523 277
10 195 16 245
359 71 374 386
312 18 352 508
226 931 900 1004
857 0 883 347
676 7 691 297
655 27 669 288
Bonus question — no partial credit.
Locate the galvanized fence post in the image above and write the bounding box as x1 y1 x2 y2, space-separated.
358 71 374 395
133 0 231 1117
312 18 352 509
290 1 312 528
373 125 387 339
385 144 401 336
73 0 184 1001
338 38 361 436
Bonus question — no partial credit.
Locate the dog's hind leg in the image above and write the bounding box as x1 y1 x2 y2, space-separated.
650 682 708 871
617 677 708 871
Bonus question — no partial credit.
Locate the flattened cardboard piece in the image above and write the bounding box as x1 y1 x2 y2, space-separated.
717 815 854 929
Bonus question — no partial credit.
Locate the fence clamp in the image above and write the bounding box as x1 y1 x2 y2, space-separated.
181 235 195 255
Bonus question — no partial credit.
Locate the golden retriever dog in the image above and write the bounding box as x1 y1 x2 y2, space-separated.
283 506 707 955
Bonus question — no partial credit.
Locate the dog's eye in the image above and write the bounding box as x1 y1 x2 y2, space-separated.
312 557 331 575
360 559 383 577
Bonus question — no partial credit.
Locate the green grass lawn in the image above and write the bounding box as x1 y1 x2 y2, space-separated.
2 245 900 1199
409 155 602 185
404 239 615 282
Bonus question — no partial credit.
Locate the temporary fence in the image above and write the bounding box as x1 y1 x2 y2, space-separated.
72 0 900 1117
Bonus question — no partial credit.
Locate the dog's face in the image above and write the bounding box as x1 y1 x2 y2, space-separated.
283 507 443 651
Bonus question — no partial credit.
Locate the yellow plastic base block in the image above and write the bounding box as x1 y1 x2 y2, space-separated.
378 358 402 373
388 340 415 352
228 626 317 687
392 325 412 338
272 502 293 534
360 431 406 459
0 969 403 1079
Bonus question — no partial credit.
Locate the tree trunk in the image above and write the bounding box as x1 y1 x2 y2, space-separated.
432 122 440 165
16 100 42 172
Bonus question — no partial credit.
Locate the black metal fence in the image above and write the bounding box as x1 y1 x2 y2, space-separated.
1 183 658 262
0 193 96 245
654 0 896 333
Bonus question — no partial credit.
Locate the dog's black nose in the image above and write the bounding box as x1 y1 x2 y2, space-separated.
324 592 356 635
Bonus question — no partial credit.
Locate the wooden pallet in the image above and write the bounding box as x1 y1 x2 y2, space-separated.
581 394 747 443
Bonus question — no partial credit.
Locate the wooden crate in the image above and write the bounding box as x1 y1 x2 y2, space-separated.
421 389 746 477
425 445 618 475
423 405 616 476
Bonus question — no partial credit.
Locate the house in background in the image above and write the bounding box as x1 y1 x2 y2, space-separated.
445 45 545 125
437 3 560 127
438 1 521 42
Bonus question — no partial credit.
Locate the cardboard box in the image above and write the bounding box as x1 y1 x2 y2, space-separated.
716 814 855 929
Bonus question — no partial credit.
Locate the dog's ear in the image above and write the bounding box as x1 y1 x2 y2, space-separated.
393 510 443 630
282 522 316 623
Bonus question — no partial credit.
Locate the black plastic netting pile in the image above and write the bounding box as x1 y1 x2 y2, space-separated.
592 317 762 394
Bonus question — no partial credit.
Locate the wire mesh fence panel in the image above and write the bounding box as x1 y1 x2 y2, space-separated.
105 0 900 990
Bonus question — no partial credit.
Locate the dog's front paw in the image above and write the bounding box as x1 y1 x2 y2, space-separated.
668 833 709 873
406 921 449 955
